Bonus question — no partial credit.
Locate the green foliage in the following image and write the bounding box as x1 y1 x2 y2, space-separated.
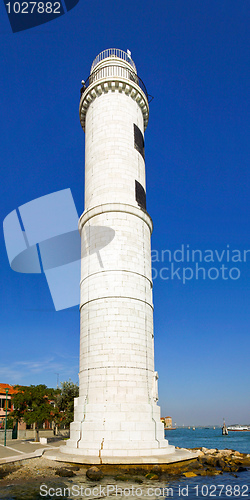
9 381 78 434
10 384 56 427
6 417 14 429
55 380 79 427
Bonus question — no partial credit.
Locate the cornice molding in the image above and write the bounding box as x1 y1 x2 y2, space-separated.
79 77 149 132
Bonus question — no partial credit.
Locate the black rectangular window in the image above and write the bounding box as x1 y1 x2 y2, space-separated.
0 398 11 409
135 180 146 210
134 124 145 159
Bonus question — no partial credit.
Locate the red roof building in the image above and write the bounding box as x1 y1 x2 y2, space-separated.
0 384 16 429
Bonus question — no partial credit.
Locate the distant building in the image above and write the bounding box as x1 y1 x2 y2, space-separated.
164 416 173 428
160 416 173 428
0 384 15 429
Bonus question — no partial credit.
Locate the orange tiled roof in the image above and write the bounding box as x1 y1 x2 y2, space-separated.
0 384 17 395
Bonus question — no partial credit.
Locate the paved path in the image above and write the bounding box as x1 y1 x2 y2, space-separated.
0 439 65 465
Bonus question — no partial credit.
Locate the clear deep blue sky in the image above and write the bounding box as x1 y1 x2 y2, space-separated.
0 1 249 426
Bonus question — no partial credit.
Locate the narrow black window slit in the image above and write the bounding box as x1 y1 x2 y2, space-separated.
135 180 146 210
134 124 145 159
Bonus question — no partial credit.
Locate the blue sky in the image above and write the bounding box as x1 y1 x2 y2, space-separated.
0 1 249 426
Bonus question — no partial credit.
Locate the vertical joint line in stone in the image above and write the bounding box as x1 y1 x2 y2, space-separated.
142 217 150 403
86 220 91 401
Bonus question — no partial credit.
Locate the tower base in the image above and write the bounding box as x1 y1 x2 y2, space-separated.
60 398 175 460
46 447 198 465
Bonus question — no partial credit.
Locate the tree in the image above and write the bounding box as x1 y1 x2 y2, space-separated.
10 384 56 442
6 417 14 429
55 380 79 430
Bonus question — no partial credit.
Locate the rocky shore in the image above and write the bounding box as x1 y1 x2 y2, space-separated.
0 448 249 499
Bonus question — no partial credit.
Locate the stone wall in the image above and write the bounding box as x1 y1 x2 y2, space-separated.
0 429 12 441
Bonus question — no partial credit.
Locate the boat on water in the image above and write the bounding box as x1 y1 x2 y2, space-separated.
227 425 250 431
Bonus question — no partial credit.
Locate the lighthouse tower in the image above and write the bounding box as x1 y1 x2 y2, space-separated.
63 49 175 461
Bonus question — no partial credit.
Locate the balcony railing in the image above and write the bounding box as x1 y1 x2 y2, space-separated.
91 48 136 73
82 64 148 102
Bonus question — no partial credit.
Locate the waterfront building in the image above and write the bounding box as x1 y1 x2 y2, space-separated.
165 416 173 428
0 384 15 429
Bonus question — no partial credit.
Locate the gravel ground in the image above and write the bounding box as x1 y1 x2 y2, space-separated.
0 457 168 500
0 449 249 500
0 458 88 499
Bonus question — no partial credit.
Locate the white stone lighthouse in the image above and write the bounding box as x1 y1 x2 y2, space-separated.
63 49 175 462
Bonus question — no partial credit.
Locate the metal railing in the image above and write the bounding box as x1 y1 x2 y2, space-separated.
82 64 148 102
91 49 137 73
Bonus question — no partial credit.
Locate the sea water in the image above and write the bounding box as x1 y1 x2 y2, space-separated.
165 426 250 454
160 471 250 499
163 427 250 499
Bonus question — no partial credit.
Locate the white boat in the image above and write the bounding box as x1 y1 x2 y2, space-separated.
227 425 250 431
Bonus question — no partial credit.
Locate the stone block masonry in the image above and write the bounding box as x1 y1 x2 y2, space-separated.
61 49 175 460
